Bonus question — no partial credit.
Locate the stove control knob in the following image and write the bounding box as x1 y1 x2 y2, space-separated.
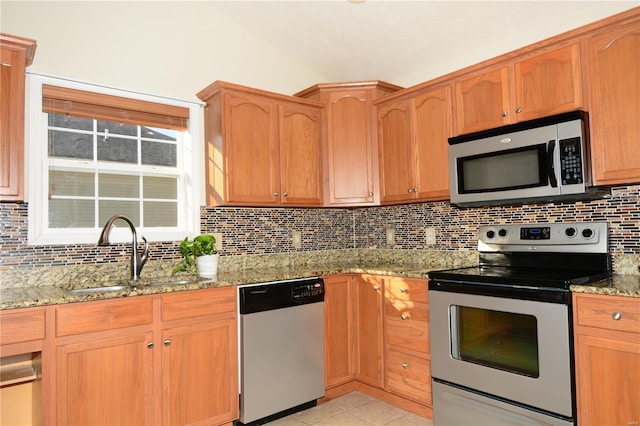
498 229 507 237
486 230 495 239
565 227 577 237
582 228 594 239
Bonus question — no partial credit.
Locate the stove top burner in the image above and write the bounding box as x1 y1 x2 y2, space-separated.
429 265 612 290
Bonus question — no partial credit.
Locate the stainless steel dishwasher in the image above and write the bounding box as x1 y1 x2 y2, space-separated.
237 277 325 426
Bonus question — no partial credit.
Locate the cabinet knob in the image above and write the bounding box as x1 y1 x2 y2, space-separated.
273 192 279 196
164 339 172 346
402 363 409 369
368 191 374 197
407 188 413 193
283 192 288 197
501 111 508 117
401 314 409 320
373 285 380 291
147 342 154 349
612 312 622 321
515 107 522 113
400 287 408 293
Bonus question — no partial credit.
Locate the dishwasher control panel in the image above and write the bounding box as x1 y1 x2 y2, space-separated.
239 277 324 314
292 281 324 300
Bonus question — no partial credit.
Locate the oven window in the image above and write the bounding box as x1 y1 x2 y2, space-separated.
452 306 540 378
458 144 547 193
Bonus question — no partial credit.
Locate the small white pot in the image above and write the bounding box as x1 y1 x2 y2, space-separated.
196 253 219 278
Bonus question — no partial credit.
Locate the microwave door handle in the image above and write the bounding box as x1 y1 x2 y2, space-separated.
547 139 558 188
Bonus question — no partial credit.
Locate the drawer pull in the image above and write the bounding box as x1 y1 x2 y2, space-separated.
400 288 408 293
402 363 409 369
401 314 409 320
373 285 380 291
612 312 622 321
147 342 154 349
164 339 172 346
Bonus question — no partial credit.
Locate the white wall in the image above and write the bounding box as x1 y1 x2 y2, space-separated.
0 1 326 100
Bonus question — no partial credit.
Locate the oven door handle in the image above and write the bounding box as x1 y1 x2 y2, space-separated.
547 139 558 188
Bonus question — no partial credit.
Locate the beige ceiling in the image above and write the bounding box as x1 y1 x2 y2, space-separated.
215 1 638 88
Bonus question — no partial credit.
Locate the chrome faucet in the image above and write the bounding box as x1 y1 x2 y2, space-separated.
98 215 150 281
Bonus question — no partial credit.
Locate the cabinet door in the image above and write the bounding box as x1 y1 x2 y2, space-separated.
412 86 452 201
56 331 155 425
162 318 238 426
587 20 640 185
0 39 29 201
575 333 640 426
354 275 384 388
454 67 511 135
323 275 355 388
224 92 279 205
279 102 323 205
326 90 376 205
514 44 583 122
378 99 415 204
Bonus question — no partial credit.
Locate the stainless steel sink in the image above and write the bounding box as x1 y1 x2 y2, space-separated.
66 285 132 294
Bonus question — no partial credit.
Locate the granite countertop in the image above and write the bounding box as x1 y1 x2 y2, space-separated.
1 249 638 310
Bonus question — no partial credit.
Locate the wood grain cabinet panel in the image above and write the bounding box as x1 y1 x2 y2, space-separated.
377 85 452 204
295 82 403 206
354 275 385 388
586 18 640 185
0 307 46 345
573 293 640 426
385 347 432 406
54 287 238 426
197 81 323 207
454 44 583 135
323 274 356 388
0 33 36 202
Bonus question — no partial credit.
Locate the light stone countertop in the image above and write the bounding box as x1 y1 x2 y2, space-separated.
1 249 638 310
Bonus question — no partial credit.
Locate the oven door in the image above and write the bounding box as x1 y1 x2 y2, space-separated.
429 287 573 419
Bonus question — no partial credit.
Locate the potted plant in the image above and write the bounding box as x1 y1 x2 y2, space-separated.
172 234 219 277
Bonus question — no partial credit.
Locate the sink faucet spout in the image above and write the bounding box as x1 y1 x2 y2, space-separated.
98 215 150 280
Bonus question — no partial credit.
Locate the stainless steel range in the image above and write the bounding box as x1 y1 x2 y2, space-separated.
428 222 611 426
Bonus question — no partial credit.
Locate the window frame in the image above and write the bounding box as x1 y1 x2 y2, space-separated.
27 73 204 245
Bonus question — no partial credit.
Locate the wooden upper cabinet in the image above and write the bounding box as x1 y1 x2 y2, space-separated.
197 81 323 207
378 84 452 204
378 98 414 204
454 44 583 135
0 34 36 202
279 102 323 205
586 18 640 186
295 81 403 206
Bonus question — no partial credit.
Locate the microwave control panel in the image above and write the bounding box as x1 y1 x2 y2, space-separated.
559 137 583 185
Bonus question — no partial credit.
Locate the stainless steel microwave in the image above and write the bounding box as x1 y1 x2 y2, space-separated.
448 111 609 207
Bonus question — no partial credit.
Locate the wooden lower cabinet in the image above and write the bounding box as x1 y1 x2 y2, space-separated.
56 330 155 425
354 275 385 388
383 277 431 406
54 287 238 426
573 293 640 426
323 274 432 417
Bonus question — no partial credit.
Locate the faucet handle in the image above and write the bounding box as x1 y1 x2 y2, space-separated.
138 236 150 273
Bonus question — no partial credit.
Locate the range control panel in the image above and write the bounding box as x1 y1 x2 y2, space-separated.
479 222 608 254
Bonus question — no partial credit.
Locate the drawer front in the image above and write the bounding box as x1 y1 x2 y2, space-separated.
575 294 640 334
56 298 154 337
161 286 236 322
385 300 429 353
386 347 432 405
0 307 46 345
385 277 428 302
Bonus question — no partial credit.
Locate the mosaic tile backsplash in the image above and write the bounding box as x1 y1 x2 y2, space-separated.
1 185 638 270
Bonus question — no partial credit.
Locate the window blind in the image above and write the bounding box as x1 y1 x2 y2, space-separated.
42 84 189 130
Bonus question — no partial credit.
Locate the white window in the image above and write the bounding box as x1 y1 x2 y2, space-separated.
27 73 203 245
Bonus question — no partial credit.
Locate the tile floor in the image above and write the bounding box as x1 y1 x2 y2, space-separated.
266 392 434 426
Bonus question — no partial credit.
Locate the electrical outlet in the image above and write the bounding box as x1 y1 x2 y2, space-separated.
386 228 395 245
292 231 302 248
425 228 436 245
212 233 223 251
